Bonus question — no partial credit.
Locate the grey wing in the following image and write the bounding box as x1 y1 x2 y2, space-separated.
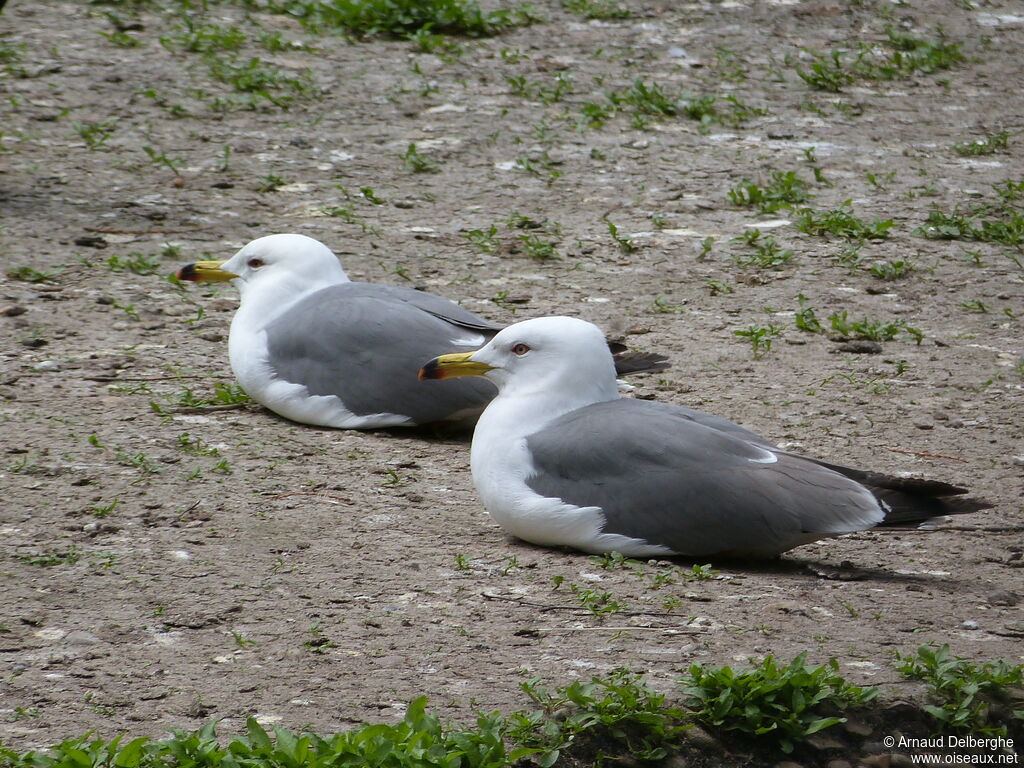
265 285 496 424
524 399 883 557
360 283 503 335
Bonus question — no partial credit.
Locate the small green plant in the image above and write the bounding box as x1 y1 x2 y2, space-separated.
177 432 220 456
728 169 810 213
6 265 55 283
952 131 1011 157
204 56 318 109
88 500 119 518
684 563 719 581
569 583 625 615
303 0 534 38
517 233 560 261
734 324 782 358
869 259 914 280
401 143 439 173
74 120 117 150
794 294 822 333
827 311 920 343
19 546 81 567
796 27 963 92
896 644 1023 734
652 296 685 314
163 382 252 410
604 218 636 253
303 622 335 653
917 189 1024 247
733 230 793 268
257 170 286 192
106 251 160 275
680 652 877 753
506 72 573 104
142 145 183 176
160 20 248 54
462 224 500 253
562 0 631 20
795 203 894 241
509 671 687 765
795 49 857 92
706 279 733 295
99 29 143 48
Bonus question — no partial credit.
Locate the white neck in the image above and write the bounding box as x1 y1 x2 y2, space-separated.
471 374 619 466
233 269 347 331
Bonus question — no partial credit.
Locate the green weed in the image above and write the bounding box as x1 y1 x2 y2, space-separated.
517 233 560 261
680 652 877 753
177 433 220 456
106 251 161 275
604 218 636 253
794 294 822 333
796 27 962 91
896 644 1023 735
99 29 143 48
462 224 500 253
142 145 183 176
19 546 81 568
74 120 117 150
869 259 914 280
166 382 251 409
160 20 247 54
795 203 894 240
6 266 55 283
506 72 573 104
303 0 534 38
733 230 793 269
728 169 810 213
205 56 317 109
952 131 1011 157
562 0 630 20
509 671 687 765
401 143 439 173
828 311 921 343
569 583 625 616
917 183 1024 247
734 324 782 358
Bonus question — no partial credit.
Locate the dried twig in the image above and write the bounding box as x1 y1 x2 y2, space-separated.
169 404 250 414
270 491 352 504
84 226 206 235
885 446 968 463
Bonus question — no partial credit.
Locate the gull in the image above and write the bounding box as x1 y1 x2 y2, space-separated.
176 234 666 429
419 316 990 558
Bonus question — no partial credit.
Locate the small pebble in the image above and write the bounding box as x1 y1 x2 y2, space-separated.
961 619 980 629
33 360 61 372
986 590 1020 607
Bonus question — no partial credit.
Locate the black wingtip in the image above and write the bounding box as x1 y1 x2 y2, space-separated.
613 351 671 376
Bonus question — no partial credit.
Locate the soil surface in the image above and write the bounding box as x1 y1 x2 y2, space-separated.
1 0 1022 763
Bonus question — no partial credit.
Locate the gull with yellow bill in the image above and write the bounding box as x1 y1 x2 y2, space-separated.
176 235 665 429
419 316 990 558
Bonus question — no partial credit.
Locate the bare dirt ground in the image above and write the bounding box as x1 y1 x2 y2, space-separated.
1 0 1022 763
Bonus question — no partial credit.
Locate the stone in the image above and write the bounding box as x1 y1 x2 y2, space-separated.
987 590 1020 606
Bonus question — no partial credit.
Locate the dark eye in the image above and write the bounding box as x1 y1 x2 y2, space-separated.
511 342 530 356
248 258 264 269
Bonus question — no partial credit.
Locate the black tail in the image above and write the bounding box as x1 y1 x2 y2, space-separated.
611 350 671 376
813 459 993 528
